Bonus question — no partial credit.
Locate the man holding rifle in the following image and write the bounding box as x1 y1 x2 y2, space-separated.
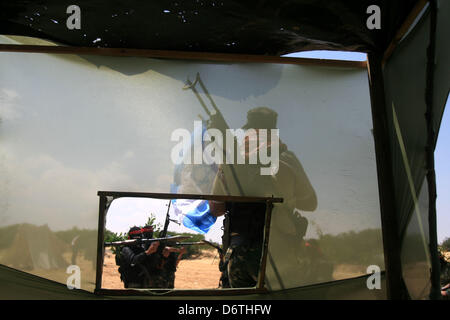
117 226 160 288
115 225 187 289
144 223 187 289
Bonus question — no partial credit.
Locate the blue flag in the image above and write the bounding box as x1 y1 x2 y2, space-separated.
171 199 216 234
170 121 219 234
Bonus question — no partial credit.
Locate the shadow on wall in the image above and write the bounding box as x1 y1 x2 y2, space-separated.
80 55 284 101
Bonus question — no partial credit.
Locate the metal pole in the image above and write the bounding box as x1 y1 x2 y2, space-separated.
95 196 107 292
367 53 404 299
425 0 441 300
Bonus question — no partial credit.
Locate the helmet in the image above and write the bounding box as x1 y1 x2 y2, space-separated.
242 107 278 130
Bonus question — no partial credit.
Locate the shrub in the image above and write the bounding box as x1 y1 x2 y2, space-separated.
441 237 450 252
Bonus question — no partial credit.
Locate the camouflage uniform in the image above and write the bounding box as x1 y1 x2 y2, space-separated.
439 250 450 285
219 202 265 288
147 269 169 288
225 241 262 288
165 253 180 288
144 250 179 288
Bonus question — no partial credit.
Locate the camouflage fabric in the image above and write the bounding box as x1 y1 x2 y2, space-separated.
147 270 170 288
165 270 176 288
442 265 450 286
440 250 450 286
144 252 178 288
219 259 230 288
226 243 262 288
147 268 176 288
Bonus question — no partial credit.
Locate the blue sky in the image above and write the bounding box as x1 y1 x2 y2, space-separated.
435 96 450 243
286 51 449 243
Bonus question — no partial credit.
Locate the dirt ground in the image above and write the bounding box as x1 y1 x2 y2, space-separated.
102 249 222 289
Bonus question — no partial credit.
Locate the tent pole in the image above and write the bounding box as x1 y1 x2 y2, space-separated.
425 0 441 300
367 53 404 300
95 196 107 292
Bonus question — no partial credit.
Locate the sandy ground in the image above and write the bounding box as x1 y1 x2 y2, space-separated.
101 249 222 289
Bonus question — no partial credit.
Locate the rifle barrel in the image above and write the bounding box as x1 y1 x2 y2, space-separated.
175 242 207 246
104 235 192 247
160 200 172 239
201 240 222 251
185 79 212 116
197 75 220 113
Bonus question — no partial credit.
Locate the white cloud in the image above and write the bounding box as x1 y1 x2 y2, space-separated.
0 88 21 121
0 148 139 230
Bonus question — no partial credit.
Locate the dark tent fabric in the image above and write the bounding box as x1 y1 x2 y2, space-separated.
0 264 100 300
1 0 418 54
0 263 386 300
384 9 430 242
382 1 449 299
433 0 450 134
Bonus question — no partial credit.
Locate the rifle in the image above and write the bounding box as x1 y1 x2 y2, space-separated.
183 74 243 287
153 200 181 269
104 235 191 247
160 200 172 238
183 73 224 129
175 241 207 246
202 238 229 288
201 240 222 254
183 73 244 197
171 240 223 249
